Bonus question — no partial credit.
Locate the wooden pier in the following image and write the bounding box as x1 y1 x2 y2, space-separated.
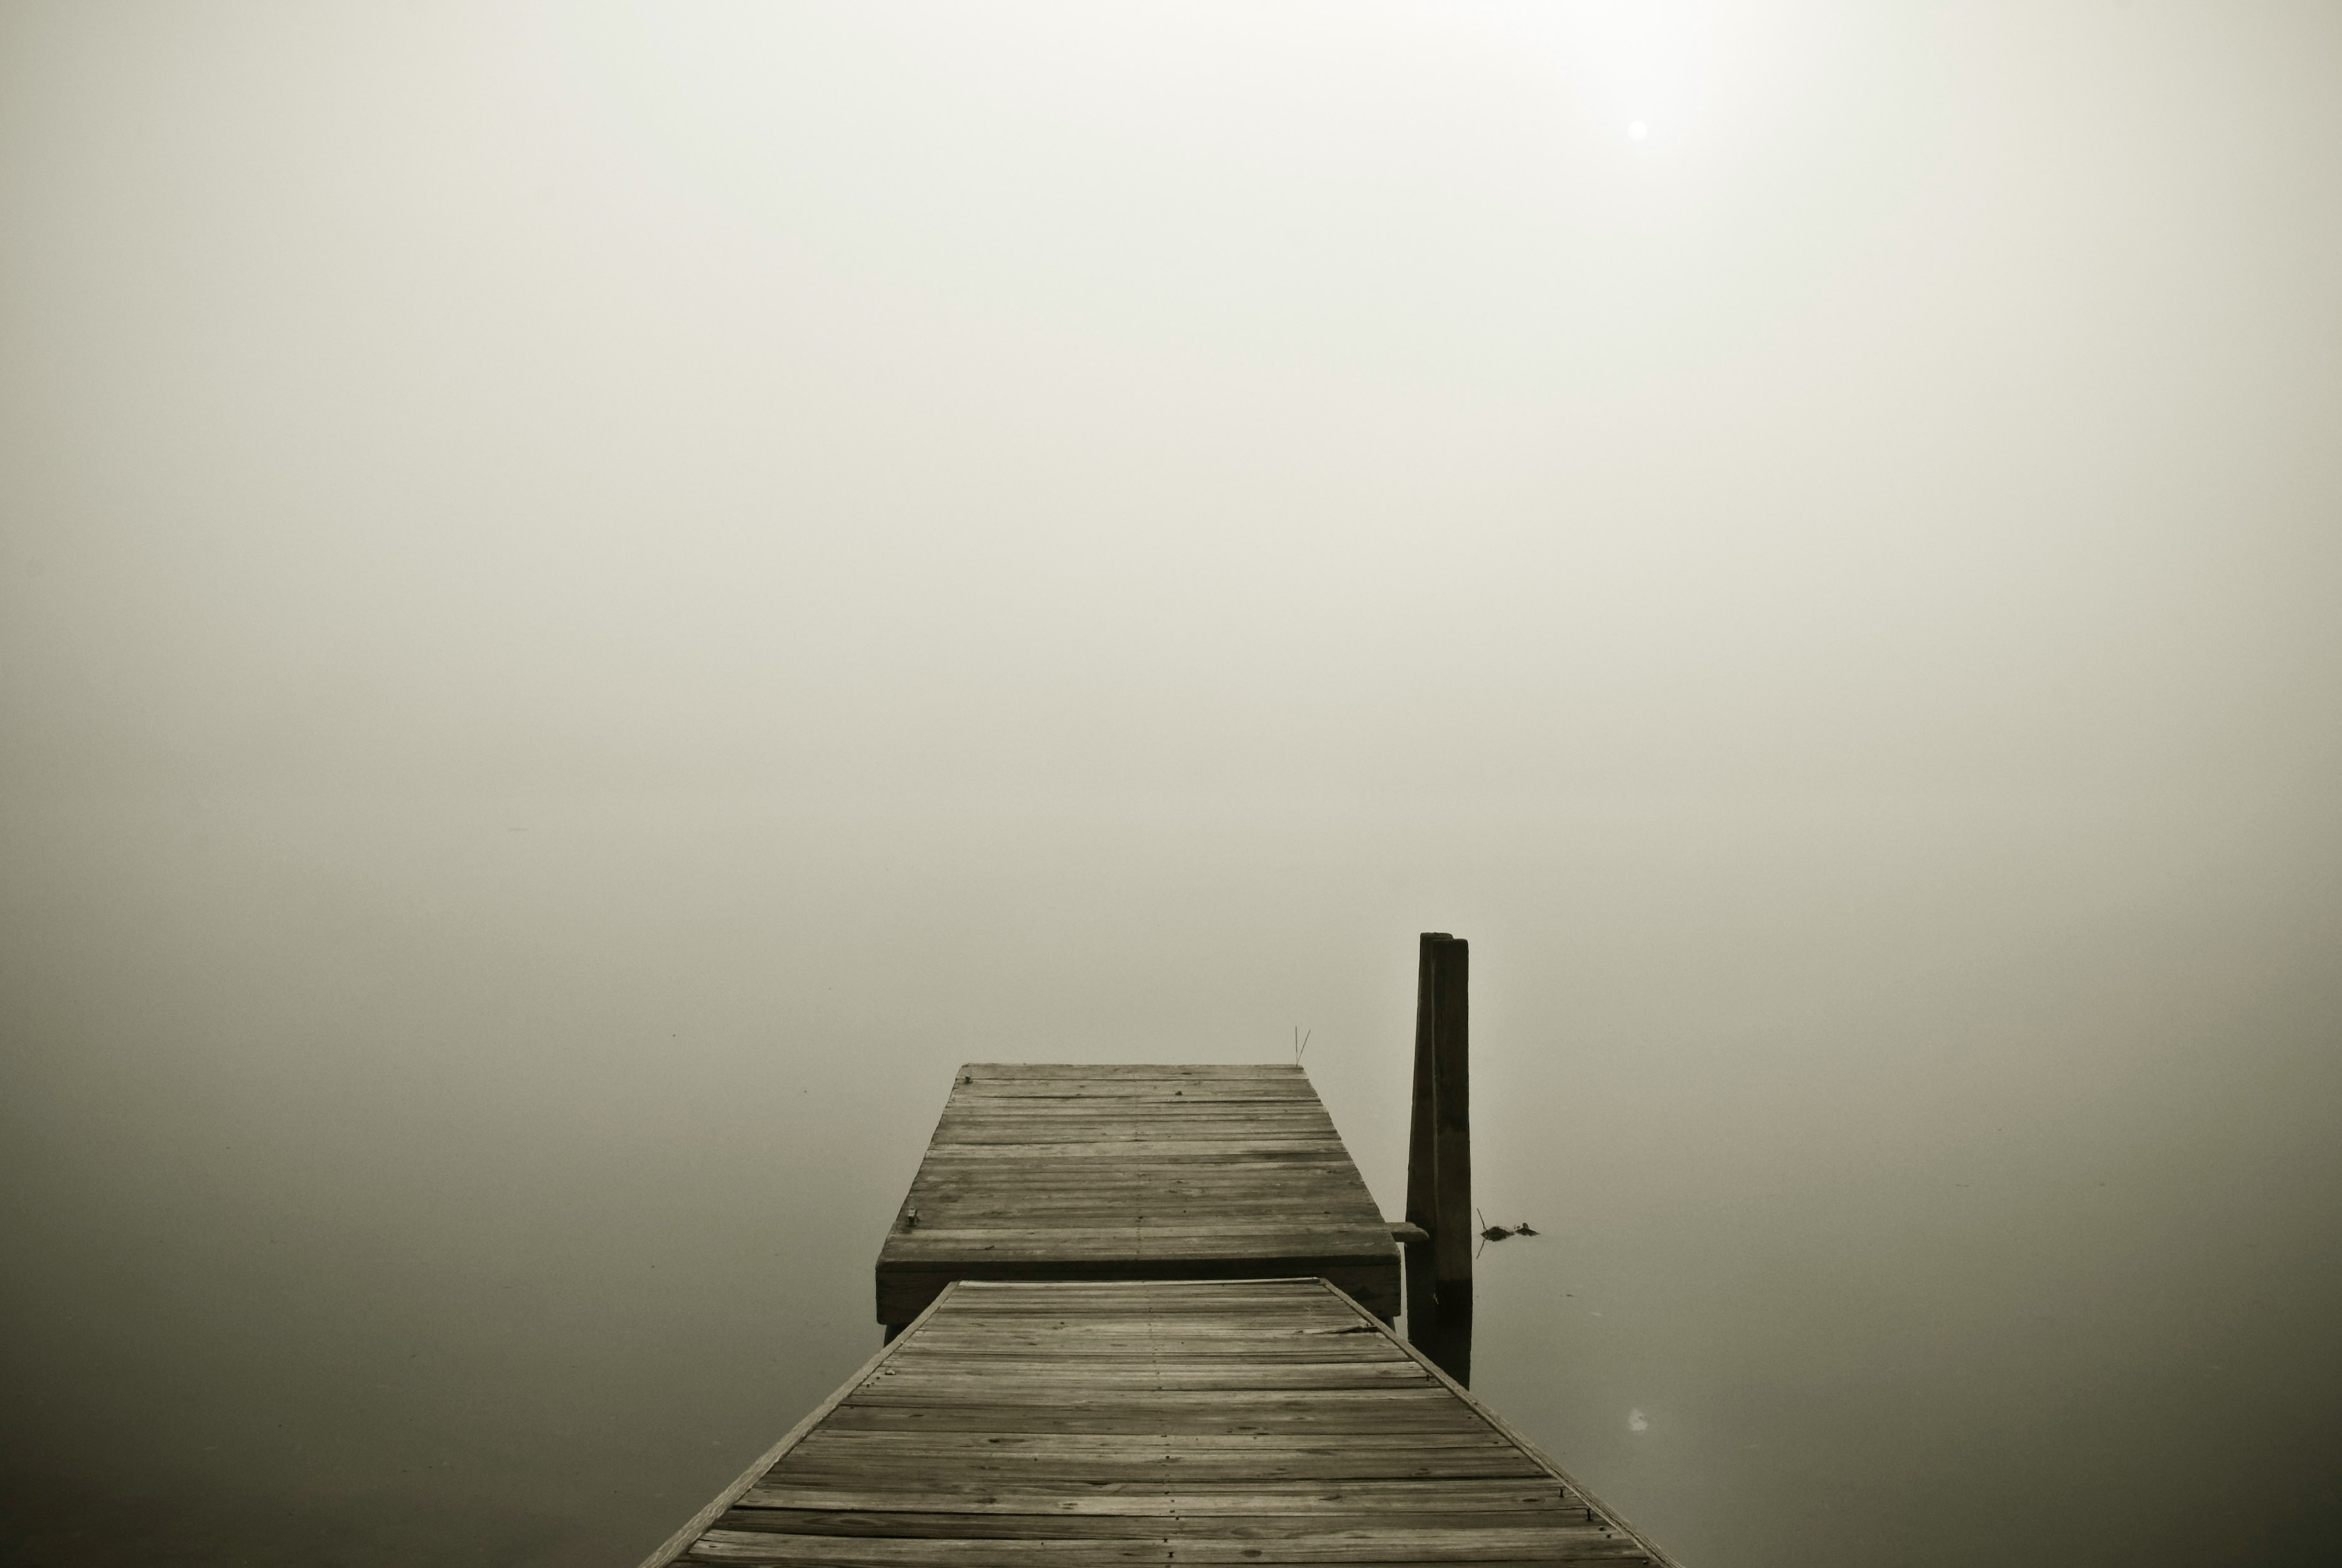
875 1064 1401 1333
640 1277 1674 1565
638 937 1686 1565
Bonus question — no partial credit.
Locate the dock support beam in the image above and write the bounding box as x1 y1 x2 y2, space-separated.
1404 931 1471 1385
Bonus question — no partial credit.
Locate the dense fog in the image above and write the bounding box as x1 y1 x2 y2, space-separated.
5 4 2339 1563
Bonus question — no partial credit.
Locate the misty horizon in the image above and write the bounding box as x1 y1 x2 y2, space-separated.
5 3 2340 1565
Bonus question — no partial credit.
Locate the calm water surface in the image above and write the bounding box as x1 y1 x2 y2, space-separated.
6 789 2336 1565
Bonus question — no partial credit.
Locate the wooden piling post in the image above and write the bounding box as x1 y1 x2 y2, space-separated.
1403 933 1445 1348
1431 934 1471 1383
1405 932 1472 1384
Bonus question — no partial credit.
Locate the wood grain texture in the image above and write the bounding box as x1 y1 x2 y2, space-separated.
661 1278 1676 1567
875 1065 1399 1325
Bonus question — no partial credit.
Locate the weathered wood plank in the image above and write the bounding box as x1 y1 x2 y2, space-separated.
685 1528 1656 1562
655 1280 1676 1567
877 1065 1398 1328
735 1480 1576 1515
965 1063 1300 1077
876 1266 1399 1326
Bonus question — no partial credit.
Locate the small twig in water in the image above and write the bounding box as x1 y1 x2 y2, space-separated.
1478 1206 1543 1247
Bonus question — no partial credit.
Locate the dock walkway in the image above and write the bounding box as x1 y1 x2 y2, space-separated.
641 989 1687 1567
875 1064 1400 1331
644 1277 1671 1566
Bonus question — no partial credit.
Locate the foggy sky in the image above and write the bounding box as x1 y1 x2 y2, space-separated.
4 4 2340 1565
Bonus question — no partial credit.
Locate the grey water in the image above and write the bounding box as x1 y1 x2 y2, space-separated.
7 790 2338 1565
6 4 2342 1564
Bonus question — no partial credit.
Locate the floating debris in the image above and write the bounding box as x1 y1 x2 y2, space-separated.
1475 1208 1542 1244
